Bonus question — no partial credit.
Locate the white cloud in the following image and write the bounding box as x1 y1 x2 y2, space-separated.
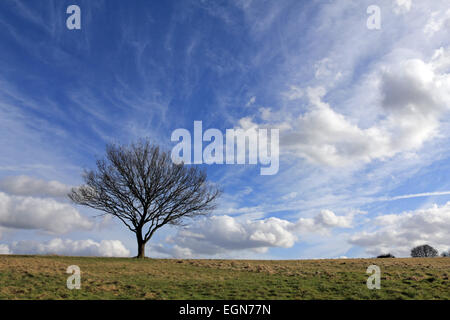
246 96 256 107
0 192 92 233
242 186 253 195
424 10 450 36
151 243 194 258
153 210 356 258
266 49 450 167
393 0 412 14
0 175 72 198
384 190 450 201
10 238 130 257
431 47 450 73
313 209 353 228
0 244 10 254
349 202 450 256
283 85 303 101
313 58 343 87
281 191 297 200
282 86 389 166
174 215 297 255
293 209 359 235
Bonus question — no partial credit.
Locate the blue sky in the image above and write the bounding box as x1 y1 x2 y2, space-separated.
1 0 450 258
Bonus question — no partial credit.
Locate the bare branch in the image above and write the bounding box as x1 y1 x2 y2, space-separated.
68 139 221 258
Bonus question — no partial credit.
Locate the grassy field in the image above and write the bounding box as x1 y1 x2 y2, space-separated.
0 255 448 299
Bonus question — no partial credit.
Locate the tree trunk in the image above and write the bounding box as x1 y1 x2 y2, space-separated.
137 237 146 259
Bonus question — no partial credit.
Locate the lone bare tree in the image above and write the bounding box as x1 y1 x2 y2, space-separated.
68 140 221 258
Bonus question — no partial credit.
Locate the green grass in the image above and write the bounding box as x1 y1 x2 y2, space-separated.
0 255 448 299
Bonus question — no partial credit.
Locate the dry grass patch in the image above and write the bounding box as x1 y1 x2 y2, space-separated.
0 255 448 300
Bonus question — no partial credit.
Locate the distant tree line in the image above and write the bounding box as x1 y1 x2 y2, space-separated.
376 244 450 258
377 253 395 258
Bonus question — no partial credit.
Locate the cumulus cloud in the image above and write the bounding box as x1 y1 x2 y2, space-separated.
293 209 359 235
312 209 353 228
0 175 72 198
0 244 10 254
152 210 356 258
9 238 130 257
0 192 92 233
282 86 390 166
349 202 450 256
261 48 450 167
173 216 296 256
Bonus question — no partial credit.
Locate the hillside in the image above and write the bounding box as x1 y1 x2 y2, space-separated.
0 255 448 299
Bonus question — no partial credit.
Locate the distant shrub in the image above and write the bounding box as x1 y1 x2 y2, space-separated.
411 244 438 258
441 250 450 257
377 253 395 258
